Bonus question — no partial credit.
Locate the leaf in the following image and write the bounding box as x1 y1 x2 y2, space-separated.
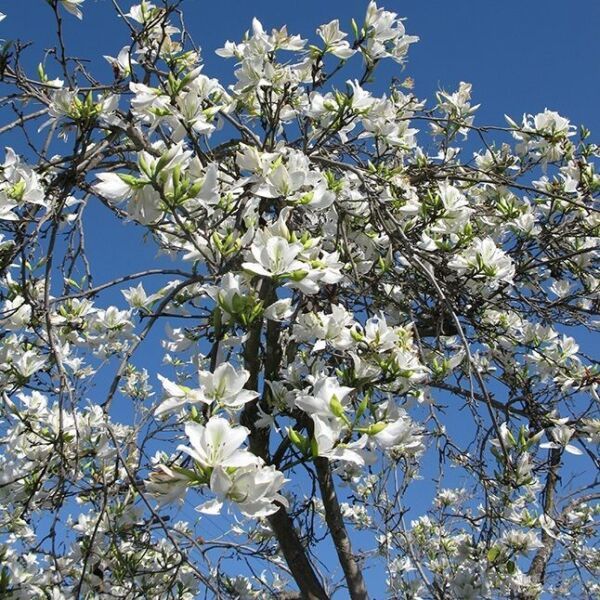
487 547 500 563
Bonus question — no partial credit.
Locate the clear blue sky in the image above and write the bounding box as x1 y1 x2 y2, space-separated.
2 1 599 597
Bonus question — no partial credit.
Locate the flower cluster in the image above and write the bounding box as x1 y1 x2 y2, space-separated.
0 1 597 598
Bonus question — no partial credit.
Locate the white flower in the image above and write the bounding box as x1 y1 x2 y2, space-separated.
581 419 600 444
124 2 159 24
432 181 473 232
172 89 217 141
145 464 191 505
93 173 132 201
178 417 260 469
13 351 46 378
549 280 572 299
294 304 354 351
361 314 398 352
196 363 259 409
510 109 575 162
501 530 543 554
162 324 195 353
1 296 32 330
349 351 381 381
317 20 355 60
254 164 305 198
371 417 423 453
236 144 278 175
104 46 136 77
91 306 133 332
540 425 581 455
448 237 515 287
60 0 85 19
125 185 163 224
264 298 295 322
312 415 366 465
242 237 305 278
0 197 18 221
363 2 419 64
154 375 205 416
435 83 480 135
296 376 354 422
285 249 344 295
532 110 573 137
538 514 558 538
155 363 258 415
122 283 162 309
129 82 171 121
203 464 288 517
205 273 248 317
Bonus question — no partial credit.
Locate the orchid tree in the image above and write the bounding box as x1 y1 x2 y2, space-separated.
0 1 598 598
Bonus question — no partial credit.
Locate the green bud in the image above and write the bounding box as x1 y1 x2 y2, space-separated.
118 173 143 188
172 164 182 191
329 394 346 420
287 269 308 282
187 181 203 198
355 396 368 420
367 422 387 436
350 328 364 342
310 436 320 458
288 428 309 454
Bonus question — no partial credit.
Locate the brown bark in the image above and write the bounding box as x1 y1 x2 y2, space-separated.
522 448 561 599
315 457 369 600
268 507 329 600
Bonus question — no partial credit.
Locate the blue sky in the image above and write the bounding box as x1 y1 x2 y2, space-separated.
2 1 599 597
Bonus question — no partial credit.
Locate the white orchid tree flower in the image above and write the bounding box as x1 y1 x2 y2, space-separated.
178 417 260 470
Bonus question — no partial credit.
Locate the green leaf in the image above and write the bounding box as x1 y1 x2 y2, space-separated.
487 547 500 563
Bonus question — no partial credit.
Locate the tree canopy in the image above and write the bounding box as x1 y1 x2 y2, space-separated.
0 1 598 598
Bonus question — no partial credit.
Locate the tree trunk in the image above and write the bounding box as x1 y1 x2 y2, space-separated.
241 281 329 600
315 457 369 600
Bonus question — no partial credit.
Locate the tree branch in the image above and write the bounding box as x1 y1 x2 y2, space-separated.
314 457 369 600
